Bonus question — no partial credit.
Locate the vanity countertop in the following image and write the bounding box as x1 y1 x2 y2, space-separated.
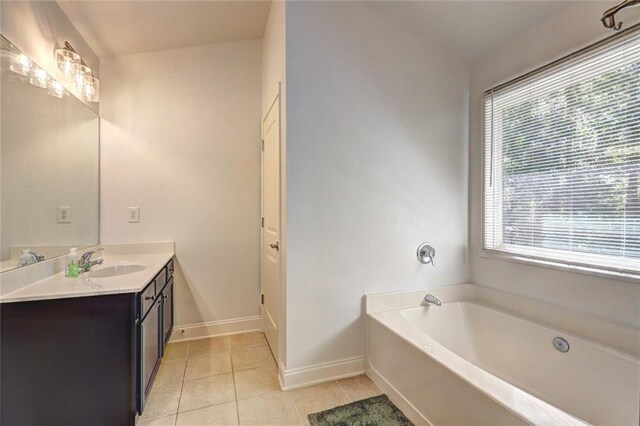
0 252 174 303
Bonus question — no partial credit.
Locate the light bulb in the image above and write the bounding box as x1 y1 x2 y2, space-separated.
9 53 31 76
84 82 94 98
75 73 85 91
82 74 99 102
29 67 48 88
61 60 74 78
48 80 65 98
55 47 80 77
54 81 64 97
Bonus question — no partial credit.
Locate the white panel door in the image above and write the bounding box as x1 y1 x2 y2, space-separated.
261 92 280 361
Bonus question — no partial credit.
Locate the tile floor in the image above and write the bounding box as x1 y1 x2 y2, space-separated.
138 331 382 426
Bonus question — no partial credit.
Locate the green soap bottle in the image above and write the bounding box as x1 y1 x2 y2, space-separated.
66 248 80 278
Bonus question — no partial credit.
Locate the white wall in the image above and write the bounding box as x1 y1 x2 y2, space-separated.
261 0 288 366
100 40 263 327
285 1 469 371
0 1 100 113
469 2 640 328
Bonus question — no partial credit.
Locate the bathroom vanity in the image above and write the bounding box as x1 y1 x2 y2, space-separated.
0 34 174 426
0 252 175 426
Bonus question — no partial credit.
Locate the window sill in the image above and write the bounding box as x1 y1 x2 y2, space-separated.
478 249 640 284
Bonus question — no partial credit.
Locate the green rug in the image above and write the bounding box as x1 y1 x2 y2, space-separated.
308 394 414 426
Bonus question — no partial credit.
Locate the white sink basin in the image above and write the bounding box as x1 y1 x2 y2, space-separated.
89 264 145 278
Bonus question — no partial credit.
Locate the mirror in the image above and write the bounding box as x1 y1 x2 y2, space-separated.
0 35 99 273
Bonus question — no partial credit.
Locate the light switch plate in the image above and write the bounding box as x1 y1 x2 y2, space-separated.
57 206 71 223
127 207 140 223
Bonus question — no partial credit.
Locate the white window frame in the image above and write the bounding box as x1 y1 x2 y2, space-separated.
480 27 640 282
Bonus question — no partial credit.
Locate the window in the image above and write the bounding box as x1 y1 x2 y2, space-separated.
483 29 640 277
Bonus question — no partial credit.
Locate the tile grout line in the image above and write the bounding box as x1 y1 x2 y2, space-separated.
335 380 352 403
290 391 306 425
141 347 186 423
173 341 190 425
228 336 243 426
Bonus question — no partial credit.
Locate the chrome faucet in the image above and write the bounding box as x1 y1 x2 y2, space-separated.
424 294 441 306
17 250 45 267
79 247 104 272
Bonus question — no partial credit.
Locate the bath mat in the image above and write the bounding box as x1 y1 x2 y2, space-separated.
308 394 414 426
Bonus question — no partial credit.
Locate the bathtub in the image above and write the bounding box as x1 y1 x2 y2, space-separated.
365 284 640 426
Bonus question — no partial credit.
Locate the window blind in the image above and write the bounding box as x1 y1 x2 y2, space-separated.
483 26 640 276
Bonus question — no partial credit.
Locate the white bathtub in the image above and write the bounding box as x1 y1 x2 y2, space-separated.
365 284 640 426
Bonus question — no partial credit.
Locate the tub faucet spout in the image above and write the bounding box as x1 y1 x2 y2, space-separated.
424 294 441 306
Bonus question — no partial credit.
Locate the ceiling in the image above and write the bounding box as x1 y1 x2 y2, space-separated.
369 1 579 63
59 1 599 62
57 1 272 57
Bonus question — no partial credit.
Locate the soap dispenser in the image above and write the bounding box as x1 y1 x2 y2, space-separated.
66 248 80 278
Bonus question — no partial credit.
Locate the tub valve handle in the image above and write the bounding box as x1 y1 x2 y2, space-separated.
417 243 436 267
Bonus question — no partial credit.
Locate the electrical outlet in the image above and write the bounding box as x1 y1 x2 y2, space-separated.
57 206 71 223
127 207 140 223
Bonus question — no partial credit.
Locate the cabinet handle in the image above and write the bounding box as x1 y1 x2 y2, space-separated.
163 294 168 301
144 295 155 301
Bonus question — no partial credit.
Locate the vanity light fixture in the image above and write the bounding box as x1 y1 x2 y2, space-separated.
55 41 99 103
0 37 95 102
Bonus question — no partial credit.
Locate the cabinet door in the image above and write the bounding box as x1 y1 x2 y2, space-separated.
139 302 160 413
162 277 174 347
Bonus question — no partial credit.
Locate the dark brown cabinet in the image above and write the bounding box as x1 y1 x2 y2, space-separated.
136 259 174 414
0 257 175 426
161 277 174 349
139 290 161 412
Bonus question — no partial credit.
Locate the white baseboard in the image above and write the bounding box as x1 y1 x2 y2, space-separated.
365 359 431 426
280 356 364 390
169 315 262 342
